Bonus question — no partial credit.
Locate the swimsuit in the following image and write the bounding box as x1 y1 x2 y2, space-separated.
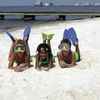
40 55 55 66
63 51 79 64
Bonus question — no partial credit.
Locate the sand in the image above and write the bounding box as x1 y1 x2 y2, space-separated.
0 18 100 100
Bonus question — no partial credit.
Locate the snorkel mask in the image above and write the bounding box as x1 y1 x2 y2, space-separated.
58 43 70 51
14 43 26 53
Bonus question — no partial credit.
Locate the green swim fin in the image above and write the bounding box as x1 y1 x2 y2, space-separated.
47 34 54 40
42 33 47 40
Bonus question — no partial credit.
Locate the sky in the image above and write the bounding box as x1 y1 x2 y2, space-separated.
0 0 100 6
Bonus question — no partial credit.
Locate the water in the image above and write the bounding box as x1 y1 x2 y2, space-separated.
0 0 99 20
0 0 100 6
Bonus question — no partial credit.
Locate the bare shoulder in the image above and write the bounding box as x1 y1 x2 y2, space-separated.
71 51 75 56
57 51 62 56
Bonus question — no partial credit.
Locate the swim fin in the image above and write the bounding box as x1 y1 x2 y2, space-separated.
42 33 47 40
23 26 31 41
69 27 78 44
63 29 71 40
5 31 16 42
47 34 54 40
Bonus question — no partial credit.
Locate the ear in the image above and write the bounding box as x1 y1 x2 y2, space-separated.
23 26 31 42
5 31 16 42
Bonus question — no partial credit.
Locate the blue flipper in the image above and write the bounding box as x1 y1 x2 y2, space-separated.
69 27 78 44
5 31 15 42
63 29 71 40
23 26 31 41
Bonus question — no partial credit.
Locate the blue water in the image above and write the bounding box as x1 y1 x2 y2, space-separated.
0 0 100 6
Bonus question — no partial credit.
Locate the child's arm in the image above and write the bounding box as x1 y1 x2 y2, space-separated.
9 42 14 60
57 52 64 64
8 54 15 69
47 56 53 70
25 42 30 66
35 54 41 71
57 51 76 68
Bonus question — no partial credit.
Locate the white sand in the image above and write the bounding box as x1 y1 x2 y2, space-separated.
0 18 100 100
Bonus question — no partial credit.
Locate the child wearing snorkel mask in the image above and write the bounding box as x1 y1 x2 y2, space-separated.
6 26 31 72
57 27 81 68
8 39 30 71
35 33 54 71
57 39 80 68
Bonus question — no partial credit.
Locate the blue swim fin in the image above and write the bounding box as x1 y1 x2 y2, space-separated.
63 29 71 40
5 31 15 42
68 27 78 44
23 26 31 41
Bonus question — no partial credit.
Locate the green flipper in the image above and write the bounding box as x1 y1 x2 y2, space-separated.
42 33 47 40
47 34 54 40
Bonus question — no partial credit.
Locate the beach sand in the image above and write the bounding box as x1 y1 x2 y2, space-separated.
0 18 100 100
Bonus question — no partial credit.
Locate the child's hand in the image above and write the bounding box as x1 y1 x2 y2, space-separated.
60 61 66 68
19 64 26 68
36 67 41 71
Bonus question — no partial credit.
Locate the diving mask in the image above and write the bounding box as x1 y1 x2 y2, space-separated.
58 43 70 51
14 44 25 53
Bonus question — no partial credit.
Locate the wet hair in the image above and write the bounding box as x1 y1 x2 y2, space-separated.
61 39 71 47
37 43 52 58
15 39 25 45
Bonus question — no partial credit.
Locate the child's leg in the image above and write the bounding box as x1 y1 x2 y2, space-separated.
43 40 46 43
47 39 51 50
9 42 14 60
47 34 54 51
75 44 81 61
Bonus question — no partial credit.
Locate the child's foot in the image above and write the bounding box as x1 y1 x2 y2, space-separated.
42 33 47 41
36 67 41 71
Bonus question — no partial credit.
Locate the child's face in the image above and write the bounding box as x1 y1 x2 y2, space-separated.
61 50 69 56
40 48 48 59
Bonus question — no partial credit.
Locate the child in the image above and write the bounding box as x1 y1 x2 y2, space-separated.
35 33 54 71
6 26 31 72
57 27 80 68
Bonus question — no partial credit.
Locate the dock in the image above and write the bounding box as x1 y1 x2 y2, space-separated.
0 5 100 20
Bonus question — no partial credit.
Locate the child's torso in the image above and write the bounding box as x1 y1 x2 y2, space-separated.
62 51 72 64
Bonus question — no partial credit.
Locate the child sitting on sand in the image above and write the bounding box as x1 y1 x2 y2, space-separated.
35 33 54 71
57 27 80 68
